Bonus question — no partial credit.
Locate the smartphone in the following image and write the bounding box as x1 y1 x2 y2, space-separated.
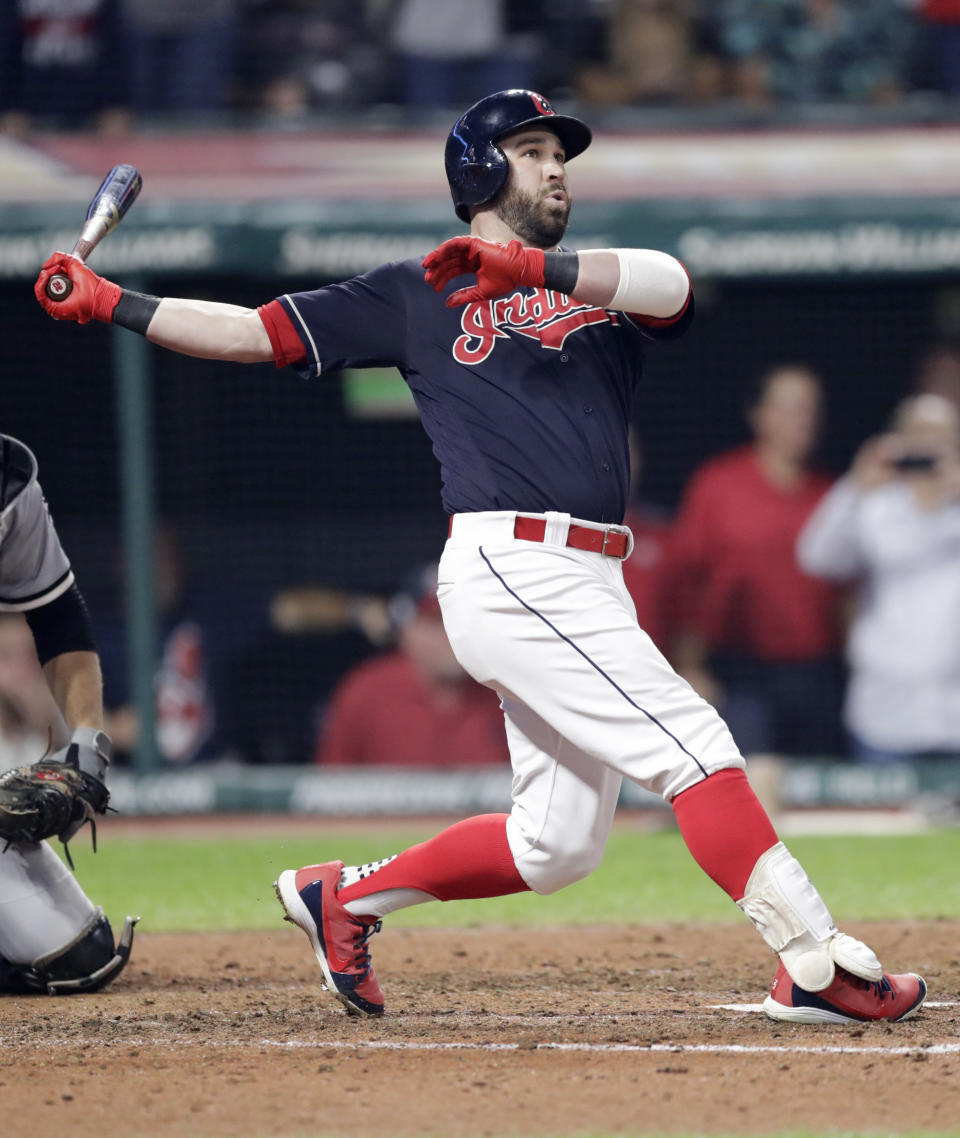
893 453 938 473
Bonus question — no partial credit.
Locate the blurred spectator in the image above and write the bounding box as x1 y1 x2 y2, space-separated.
621 429 673 652
93 524 263 764
236 0 384 116
577 1 724 108
913 343 960 412
711 0 912 105
668 364 844 757
315 563 509 766
0 0 130 134
120 0 237 113
388 0 544 110
798 394 960 762
916 1 960 95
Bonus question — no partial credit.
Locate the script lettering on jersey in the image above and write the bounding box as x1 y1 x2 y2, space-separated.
453 289 620 366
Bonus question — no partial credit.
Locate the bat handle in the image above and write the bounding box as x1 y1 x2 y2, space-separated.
45 273 74 301
43 242 87 301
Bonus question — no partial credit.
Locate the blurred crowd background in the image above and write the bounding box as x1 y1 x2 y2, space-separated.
3 0 960 780
4 0 960 129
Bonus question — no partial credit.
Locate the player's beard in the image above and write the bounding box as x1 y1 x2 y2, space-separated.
494 183 571 247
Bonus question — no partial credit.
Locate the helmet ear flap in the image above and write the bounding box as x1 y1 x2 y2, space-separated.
455 139 509 221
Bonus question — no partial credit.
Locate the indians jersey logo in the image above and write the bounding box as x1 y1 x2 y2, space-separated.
453 290 620 366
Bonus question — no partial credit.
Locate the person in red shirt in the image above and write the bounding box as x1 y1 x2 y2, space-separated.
315 564 509 767
621 429 673 653
668 363 844 756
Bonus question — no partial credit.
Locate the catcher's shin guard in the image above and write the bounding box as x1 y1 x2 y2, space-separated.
0 908 138 995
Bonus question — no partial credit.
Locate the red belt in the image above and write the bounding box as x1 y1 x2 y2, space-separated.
447 515 630 559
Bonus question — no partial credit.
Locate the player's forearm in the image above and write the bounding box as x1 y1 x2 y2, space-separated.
144 297 275 362
546 249 690 318
43 650 105 733
33 254 275 363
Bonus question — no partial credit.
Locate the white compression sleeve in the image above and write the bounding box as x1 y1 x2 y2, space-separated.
607 249 690 318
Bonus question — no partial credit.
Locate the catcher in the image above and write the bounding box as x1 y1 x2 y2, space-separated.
0 433 135 994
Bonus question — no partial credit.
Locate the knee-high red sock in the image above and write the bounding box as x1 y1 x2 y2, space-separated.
671 768 778 902
337 813 530 905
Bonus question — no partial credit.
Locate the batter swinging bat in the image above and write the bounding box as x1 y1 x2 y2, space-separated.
44 164 143 301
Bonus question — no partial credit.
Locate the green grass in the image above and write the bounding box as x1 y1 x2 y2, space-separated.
285 1132 960 1138
62 826 960 933
286 1128 960 1138
527 1134 960 1138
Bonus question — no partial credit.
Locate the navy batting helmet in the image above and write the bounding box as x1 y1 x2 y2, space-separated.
445 89 592 224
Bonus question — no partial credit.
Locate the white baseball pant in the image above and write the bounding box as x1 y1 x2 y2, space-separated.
438 510 745 895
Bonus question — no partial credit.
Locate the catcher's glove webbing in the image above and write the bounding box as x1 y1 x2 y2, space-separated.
0 742 110 862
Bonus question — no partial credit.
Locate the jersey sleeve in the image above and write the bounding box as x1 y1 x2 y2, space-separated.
0 480 74 611
258 260 409 378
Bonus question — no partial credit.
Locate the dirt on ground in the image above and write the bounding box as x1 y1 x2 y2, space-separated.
1 920 958 1138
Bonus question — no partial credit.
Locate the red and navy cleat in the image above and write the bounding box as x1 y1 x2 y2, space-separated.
274 861 384 1017
763 961 926 1025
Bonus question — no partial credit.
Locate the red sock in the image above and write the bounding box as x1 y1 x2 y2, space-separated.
671 768 778 902
337 813 530 905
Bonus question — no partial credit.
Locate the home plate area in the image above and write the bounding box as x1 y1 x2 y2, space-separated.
1 921 958 1138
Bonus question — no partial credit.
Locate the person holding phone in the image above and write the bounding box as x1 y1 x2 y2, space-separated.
797 394 960 762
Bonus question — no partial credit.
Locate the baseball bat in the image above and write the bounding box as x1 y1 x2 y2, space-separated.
44 164 143 301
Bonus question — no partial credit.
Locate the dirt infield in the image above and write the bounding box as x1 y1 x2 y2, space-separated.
2 920 958 1138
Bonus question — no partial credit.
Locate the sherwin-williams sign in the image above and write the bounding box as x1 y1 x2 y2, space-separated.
5 206 960 282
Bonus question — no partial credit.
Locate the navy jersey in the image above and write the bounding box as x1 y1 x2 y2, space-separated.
260 257 692 524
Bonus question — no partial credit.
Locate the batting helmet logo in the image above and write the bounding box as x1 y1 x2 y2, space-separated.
444 89 592 224
529 92 555 116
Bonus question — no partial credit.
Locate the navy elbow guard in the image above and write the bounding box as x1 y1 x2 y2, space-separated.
0 910 137 995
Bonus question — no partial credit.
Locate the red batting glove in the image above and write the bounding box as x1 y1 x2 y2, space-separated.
423 236 546 307
34 253 123 324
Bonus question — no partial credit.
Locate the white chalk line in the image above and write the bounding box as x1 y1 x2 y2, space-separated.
251 1039 960 1057
712 1001 960 1013
3 1035 959 1058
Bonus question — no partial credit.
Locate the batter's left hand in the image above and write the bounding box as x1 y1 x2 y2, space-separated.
423 237 545 306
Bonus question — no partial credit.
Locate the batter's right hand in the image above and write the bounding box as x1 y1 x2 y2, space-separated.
34 253 122 324
423 237 546 306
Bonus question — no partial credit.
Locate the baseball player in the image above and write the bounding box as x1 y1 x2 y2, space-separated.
0 434 135 993
34 89 924 1025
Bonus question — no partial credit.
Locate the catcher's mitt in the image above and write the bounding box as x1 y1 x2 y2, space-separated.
0 742 109 857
